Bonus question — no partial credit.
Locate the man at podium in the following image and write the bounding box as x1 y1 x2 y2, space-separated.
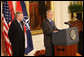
42 10 59 56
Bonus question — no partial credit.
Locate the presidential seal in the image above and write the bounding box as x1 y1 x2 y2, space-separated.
70 30 76 40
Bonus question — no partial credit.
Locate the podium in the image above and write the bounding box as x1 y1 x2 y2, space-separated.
52 27 79 56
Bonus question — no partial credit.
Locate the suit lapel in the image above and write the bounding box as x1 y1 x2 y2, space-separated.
46 19 52 28
15 20 24 32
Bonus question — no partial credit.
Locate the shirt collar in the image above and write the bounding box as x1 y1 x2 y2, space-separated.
47 18 52 22
17 19 20 23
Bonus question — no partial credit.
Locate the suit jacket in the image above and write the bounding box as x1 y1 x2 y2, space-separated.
42 19 58 47
8 20 25 55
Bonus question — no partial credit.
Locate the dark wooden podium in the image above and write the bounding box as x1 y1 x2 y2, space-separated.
52 27 79 56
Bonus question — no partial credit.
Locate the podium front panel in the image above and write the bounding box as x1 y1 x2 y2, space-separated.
52 27 79 46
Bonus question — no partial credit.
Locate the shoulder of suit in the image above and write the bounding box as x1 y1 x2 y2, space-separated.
42 19 50 25
12 19 17 23
11 20 18 25
43 19 49 22
42 19 47 23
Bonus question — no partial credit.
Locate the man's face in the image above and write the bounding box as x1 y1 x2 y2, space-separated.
47 11 53 20
17 14 23 21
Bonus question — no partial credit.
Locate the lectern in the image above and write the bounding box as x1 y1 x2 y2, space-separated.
52 27 79 56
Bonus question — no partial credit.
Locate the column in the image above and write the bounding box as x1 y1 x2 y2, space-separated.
54 1 70 30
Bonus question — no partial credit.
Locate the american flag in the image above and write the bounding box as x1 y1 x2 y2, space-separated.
2 1 15 56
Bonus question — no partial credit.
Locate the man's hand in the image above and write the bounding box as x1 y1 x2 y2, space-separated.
53 30 58 33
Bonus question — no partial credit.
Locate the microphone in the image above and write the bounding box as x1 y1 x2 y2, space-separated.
64 22 72 27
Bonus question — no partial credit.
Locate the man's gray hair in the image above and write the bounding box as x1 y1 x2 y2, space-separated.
46 9 53 16
15 11 23 18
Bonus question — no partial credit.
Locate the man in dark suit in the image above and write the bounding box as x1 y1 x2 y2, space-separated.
8 12 25 56
42 10 59 56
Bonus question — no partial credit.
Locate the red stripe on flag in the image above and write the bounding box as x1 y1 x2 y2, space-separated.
8 24 10 28
2 17 4 21
3 31 9 40
16 1 23 12
3 22 8 31
2 17 9 30
8 20 12 28
24 25 27 33
8 1 15 20
6 47 12 56
2 31 12 56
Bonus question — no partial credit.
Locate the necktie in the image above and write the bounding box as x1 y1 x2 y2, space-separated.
19 21 24 30
51 21 53 26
